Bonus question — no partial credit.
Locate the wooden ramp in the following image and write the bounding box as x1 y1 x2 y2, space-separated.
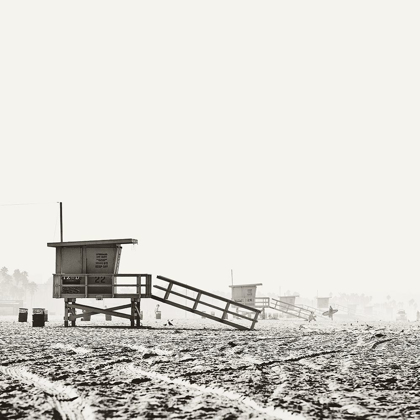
269 297 315 321
152 275 261 330
297 303 328 318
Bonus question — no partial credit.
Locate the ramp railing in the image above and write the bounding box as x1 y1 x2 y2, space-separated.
269 297 314 321
152 275 261 330
297 303 327 317
254 297 270 308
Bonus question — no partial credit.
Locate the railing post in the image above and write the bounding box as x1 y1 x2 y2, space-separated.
148 275 152 297
222 302 230 320
164 282 173 300
250 311 258 330
193 292 202 310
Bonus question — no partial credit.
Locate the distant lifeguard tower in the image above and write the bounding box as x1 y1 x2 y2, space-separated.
229 283 270 318
229 283 262 306
279 295 299 306
317 296 331 309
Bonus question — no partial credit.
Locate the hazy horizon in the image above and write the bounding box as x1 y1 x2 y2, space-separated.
1 1 419 305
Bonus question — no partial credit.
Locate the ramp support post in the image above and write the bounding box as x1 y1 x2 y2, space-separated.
135 298 141 328
64 298 77 327
130 298 135 328
64 298 69 327
70 299 76 327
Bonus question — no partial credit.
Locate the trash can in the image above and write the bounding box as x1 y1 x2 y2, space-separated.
106 314 112 321
33 308 45 327
18 308 28 322
155 311 161 320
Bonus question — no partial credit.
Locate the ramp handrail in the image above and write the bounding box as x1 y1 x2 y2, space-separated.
153 275 261 330
297 303 325 316
270 297 313 320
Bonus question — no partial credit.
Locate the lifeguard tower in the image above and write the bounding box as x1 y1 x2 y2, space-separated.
48 238 151 327
229 283 270 318
317 297 331 309
279 295 299 306
229 283 262 306
49 238 261 330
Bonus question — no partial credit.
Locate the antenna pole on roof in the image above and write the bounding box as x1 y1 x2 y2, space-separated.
59 202 63 242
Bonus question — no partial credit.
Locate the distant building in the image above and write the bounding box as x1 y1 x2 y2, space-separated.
0 300 23 315
317 297 330 309
279 295 299 306
229 283 262 307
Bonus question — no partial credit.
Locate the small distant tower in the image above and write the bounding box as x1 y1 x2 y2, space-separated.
229 283 263 307
317 296 330 309
279 295 299 306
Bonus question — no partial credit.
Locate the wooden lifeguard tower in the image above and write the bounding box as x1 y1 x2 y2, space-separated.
229 283 270 318
279 295 299 306
48 238 261 330
229 283 262 306
48 238 151 327
316 296 331 309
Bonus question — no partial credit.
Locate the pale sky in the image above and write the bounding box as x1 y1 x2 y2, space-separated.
0 1 419 301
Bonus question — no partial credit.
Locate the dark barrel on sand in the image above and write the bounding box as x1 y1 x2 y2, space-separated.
18 308 28 322
33 308 45 327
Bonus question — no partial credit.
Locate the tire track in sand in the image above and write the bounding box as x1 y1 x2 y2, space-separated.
115 363 305 420
0 365 96 420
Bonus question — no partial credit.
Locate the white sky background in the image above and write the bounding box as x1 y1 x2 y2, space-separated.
0 1 419 302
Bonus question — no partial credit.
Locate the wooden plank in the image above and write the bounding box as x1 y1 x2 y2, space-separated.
271 298 312 319
112 284 139 287
48 238 138 247
193 292 201 310
57 273 148 278
250 312 259 330
64 299 69 327
145 275 152 297
164 282 173 300
154 285 257 321
157 276 260 313
222 302 230 320
67 303 132 320
79 303 131 312
114 273 151 277
268 305 309 320
151 295 252 330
